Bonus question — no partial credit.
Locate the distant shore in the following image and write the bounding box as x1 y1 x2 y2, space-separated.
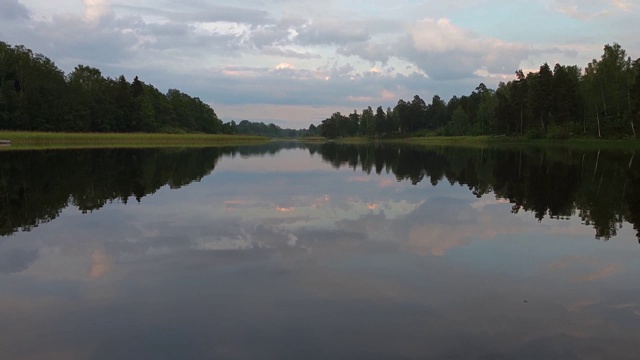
0 131 269 150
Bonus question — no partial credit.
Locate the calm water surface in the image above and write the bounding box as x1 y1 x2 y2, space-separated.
1 143 639 359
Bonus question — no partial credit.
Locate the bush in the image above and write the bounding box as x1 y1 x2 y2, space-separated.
525 128 543 139
546 124 571 140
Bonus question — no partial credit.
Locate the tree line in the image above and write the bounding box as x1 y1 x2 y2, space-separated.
1 41 228 133
230 119 310 137
314 43 640 139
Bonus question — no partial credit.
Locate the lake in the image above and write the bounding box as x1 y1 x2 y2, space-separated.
1 142 639 359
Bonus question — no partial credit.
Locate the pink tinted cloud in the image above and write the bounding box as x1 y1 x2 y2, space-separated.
378 179 396 188
574 264 622 282
88 249 111 279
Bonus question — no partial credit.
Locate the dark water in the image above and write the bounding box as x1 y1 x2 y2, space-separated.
1 143 639 359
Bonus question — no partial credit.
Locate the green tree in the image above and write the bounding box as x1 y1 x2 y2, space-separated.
426 95 448 131
394 99 410 135
409 95 427 131
374 106 386 137
361 106 375 138
475 83 497 134
450 105 470 135
512 70 530 135
630 58 640 137
348 110 360 136
528 63 553 134
552 64 582 130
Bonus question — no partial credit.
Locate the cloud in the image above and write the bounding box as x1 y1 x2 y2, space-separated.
88 248 112 279
0 248 39 274
0 0 29 20
337 40 393 64
294 19 371 46
260 46 321 59
83 0 111 22
574 264 621 282
548 0 636 19
401 18 531 80
410 18 476 53
336 17 535 81
115 3 271 25
547 255 623 282
610 0 635 11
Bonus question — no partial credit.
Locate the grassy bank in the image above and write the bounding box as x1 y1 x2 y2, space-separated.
323 135 640 150
489 136 640 149
0 131 269 149
402 136 492 146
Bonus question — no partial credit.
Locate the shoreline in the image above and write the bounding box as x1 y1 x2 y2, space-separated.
313 135 640 149
0 131 269 150
3 131 639 150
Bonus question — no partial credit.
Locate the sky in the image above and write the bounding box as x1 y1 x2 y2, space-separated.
0 0 639 128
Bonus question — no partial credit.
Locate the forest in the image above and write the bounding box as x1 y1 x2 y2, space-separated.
0 41 233 134
0 41 312 137
314 43 640 140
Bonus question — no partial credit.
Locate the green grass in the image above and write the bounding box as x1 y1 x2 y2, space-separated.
393 135 640 150
335 137 371 144
0 131 269 150
312 134 640 150
487 136 640 149
299 136 326 142
402 135 492 146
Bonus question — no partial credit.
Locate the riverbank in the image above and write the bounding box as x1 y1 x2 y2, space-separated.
405 135 640 149
319 135 640 150
0 131 269 149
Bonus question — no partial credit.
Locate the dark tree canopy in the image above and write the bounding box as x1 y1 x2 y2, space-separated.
0 41 223 134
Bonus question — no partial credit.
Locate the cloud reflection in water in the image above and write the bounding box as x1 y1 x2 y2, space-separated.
1 145 639 359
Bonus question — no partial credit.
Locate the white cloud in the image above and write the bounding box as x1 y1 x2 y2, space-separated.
410 18 474 53
83 0 110 22
401 18 531 80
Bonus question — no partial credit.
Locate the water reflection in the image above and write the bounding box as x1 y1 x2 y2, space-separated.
1 143 639 359
314 143 640 241
2 143 638 241
0 142 306 236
